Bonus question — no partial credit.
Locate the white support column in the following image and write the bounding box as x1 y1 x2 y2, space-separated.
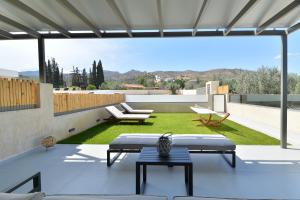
280 34 288 148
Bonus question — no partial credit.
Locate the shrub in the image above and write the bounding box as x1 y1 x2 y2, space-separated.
86 84 97 90
168 82 180 95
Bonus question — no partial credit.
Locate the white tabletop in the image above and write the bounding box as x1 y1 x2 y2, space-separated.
190 107 217 114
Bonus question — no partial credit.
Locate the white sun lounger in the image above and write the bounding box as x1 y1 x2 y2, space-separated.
105 106 150 124
120 103 154 114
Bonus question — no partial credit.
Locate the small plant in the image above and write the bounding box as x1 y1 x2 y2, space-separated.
168 82 180 95
86 84 97 90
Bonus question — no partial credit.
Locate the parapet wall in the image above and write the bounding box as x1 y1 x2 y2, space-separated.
0 84 111 161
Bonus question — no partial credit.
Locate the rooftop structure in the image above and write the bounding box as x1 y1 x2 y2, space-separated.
0 1 300 199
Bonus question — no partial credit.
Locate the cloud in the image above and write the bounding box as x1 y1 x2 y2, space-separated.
274 52 300 60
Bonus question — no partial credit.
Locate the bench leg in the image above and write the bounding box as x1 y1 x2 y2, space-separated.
107 150 122 167
221 151 236 168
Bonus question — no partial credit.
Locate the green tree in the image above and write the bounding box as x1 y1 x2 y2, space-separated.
257 66 280 94
100 81 126 90
288 73 298 94
71 67 81 87
168 82 180 95
294 82 300 94
175 79 186 89
45 58 61 87
91 61 97 86
45 59 52 83
81 68 88 89
136 76 146 86
52 59 60 88
60 68 64 87
236 71 259 94
86 84 96 90
88 68 92 85
136 73 156 87
96 60 105 88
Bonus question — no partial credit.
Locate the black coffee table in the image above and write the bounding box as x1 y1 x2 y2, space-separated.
136 147 193 196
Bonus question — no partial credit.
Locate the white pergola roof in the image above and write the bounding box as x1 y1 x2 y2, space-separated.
0 0 299 39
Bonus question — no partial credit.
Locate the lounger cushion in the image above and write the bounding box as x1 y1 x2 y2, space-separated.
126 109 154 114
105 106 150 120
121 103 154 114
109 134 160 149
172 134 236 151
119 114 150 120
109 134 236 151
45 195 167 200
173 197 243 200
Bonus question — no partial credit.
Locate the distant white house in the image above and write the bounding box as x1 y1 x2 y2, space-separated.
154 75 161 83
0 68 19 78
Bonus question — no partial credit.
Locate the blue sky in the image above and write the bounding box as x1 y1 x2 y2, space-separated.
0 31 299 73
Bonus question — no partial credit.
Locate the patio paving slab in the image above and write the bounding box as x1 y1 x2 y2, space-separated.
228 114 300 147
0 144 300 199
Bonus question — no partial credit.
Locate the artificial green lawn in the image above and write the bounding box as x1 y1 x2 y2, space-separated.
59 113 280 145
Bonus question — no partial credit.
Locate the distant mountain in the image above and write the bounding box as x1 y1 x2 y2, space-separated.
104 69 147 81
19 70 39 77
19 68 248 82
0 68 18 77
103 68 246 82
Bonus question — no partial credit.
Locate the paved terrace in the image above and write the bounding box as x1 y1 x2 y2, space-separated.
228 114 300 147
0 144 300 199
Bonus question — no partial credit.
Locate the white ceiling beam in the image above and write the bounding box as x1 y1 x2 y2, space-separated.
256 1 300 35
156 0 163 37
288 22 300 34
192 0 208 36
5 0 71 38
0 29 13 39
56 0 102 37
0 13 39 38
106 0 132 37
224 0 257 36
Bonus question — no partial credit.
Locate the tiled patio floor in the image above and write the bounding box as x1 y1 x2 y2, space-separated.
1 144 300 199
228 114 300 147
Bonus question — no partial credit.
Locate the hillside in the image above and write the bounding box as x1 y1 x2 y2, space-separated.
104 68 246 81
19 68 247 82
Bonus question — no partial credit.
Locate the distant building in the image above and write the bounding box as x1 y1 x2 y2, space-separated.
154 75 161 83
163 77 174 82
0 68 19 78
122 84 145 90
206 81 219 95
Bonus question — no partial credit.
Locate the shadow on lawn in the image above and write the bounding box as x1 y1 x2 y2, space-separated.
196 121 245 137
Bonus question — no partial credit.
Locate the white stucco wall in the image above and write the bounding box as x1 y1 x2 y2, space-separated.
126 95 208 103
206 81 219 95
0 84 111 161
126 95 209 112
227 102 300 134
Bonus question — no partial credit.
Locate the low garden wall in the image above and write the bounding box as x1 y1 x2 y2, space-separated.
0 84 121 161
126 95 208 112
